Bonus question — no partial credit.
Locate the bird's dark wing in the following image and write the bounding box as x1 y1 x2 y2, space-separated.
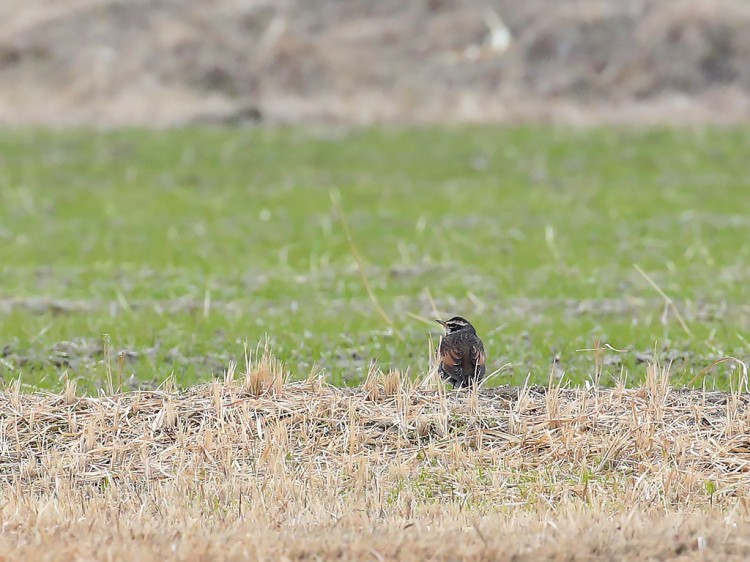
470 342 485 368
440 345 462 369
438 337 464 377
469 340 486 378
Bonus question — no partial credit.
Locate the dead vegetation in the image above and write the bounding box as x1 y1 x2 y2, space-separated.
2 350 750 560
2 0 750 126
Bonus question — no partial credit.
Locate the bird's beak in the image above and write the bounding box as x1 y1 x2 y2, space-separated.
435 319 447 327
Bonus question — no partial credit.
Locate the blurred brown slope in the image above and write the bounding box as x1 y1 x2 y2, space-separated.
1 0 749 126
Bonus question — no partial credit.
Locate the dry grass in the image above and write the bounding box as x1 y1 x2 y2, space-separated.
4 0 750 127
2 354 750 560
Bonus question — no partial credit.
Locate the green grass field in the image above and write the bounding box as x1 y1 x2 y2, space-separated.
1 126 749 392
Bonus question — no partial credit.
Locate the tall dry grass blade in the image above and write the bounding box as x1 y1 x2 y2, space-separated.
224 360 237 384
644 362 671 422
63 373 77 405
363 361 381 401
330 191 402 340
687 357 749 392
418 332 441 391
633 264 693 338
103 333 113 395
422 287 441 320
305 363 326 393
155 371 177 394
468 381 479 416
479 362 513 390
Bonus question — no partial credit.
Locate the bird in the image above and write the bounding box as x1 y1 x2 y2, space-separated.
436 316 486 388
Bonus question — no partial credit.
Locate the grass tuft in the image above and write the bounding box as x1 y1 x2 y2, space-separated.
242 339 287 397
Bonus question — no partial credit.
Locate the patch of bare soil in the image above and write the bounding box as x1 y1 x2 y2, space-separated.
1 0 750 126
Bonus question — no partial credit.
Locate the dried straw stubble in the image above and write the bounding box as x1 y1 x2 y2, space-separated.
1 358 750 560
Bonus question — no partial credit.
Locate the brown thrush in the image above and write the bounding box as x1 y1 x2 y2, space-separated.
436 316 486 388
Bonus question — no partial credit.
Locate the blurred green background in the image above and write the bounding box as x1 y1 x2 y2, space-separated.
1 126 749 392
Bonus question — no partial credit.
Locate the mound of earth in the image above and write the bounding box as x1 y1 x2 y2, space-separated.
1 0 750 126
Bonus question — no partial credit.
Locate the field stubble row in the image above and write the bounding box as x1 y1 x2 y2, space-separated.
1 347 750 560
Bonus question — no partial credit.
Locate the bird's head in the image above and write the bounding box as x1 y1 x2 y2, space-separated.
436 316 475 334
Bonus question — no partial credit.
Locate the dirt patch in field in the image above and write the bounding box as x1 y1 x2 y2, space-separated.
2 0 750 126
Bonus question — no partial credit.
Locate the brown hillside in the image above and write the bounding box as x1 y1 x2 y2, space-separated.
1 0 750 126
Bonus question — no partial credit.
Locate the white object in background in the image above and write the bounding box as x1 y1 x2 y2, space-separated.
484 8 512 54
